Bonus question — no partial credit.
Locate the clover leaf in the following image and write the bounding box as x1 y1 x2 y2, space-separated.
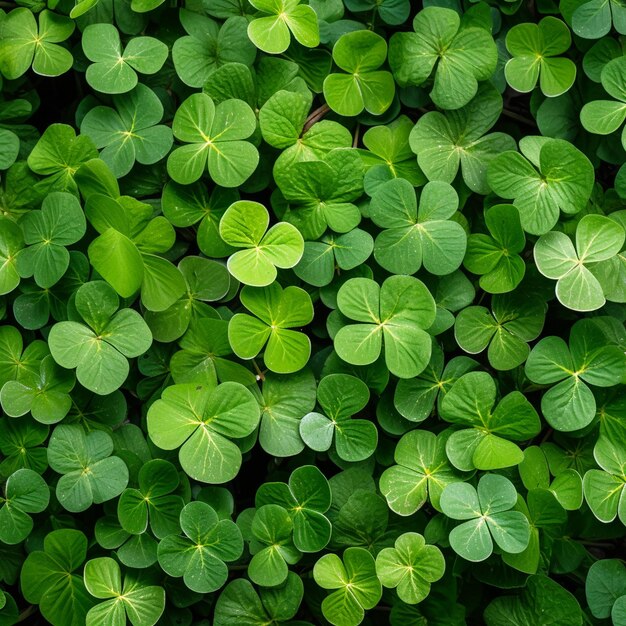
534 214 625 311
585 559 626 620
82 24 168 94
256 465 332 552
219 200 304 286
167 93 259 187
20 529 95 626
440 474 531 562
314 547 382 626
441 371 541 470
323 30 395 117
247 0 320 54
84 557 165 626
334 275 436 379
228 283 314 374
380 430 466 515
48 424 129 512
569 0 626 39
0 418 48 478
48 281 153 395
454 293 547 371
376 532 445 604
157 501 243 593
173 11 256 88
0 325 46 387
463 204 527 293
410 85 515 195
80 84 173 178
0 8 74 79
300 373 377 462
525 319 626 431
388 6 497 110
147 381 260 483
344 0 410 25
369 178 466 276
0 217 23 295
505 17 577 97
0 468 49 544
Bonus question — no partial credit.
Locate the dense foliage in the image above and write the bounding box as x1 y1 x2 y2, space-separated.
0 0 626 624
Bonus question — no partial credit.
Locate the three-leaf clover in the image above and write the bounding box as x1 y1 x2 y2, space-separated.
0 9 74 79
147 381 260 483
409 85 516 194
379 430 466 515
228 283 314 374
300 373 377 462
369 178 467 276
157 501 243 593
487 137 595 235
313 547 382 626
323 30 395 117
0 468 49 544
48 281 153 395
167 93 259 187
219 200 304 286
440 474 531 562
82 24 168 94
505 17 577 97
80 84 173 178
441 371 541 470
375 532 445 604
388 6 497 109
247 0 320 54
47 424 129 513
534 214 625 311
84 557 165 626
334 275 436 379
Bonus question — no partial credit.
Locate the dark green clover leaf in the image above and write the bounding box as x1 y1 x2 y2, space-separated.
157 501 243 593
147 381 260 483
80 84 173 178
15 192 85 288
534 214 625 311
525 319 626 431
323 30 395 117
0 354 75 424
487 137 595 235
228 283 314 374
0 468 49 544
344 0 410 25
585 559 626 620
247 503 301 587
167 93 259 187
0 8 74 79
463 204 526 293
84 557 165 626
454 293 547 371
314 547 382 626
569 0 626 40
0 418 49 478
173 11 256 88
48 424 129 512
441 371 541 471
214 573 303 626
256 465 332 552
82 24 168 94
219 200 304 286
247 0 319 54
583 437 626 525
0 325 47 387
369 178 466 276
388 6 497 110
117 459 184 539
300 373 377 462
20 529 95 626
48 281 153 395
380 430 466 515
440 474 531 562
505 17 576 97
410 85 515 195
334 275 436 379
376 532 445 604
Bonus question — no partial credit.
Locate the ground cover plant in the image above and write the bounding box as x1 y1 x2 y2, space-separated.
1 0 626 624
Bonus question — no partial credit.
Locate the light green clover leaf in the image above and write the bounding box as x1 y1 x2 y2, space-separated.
0 217 23 295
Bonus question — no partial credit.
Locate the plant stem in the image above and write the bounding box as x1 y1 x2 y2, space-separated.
502 108 536 127
353 123 361 148
303 103 331 133
17 606 37 623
